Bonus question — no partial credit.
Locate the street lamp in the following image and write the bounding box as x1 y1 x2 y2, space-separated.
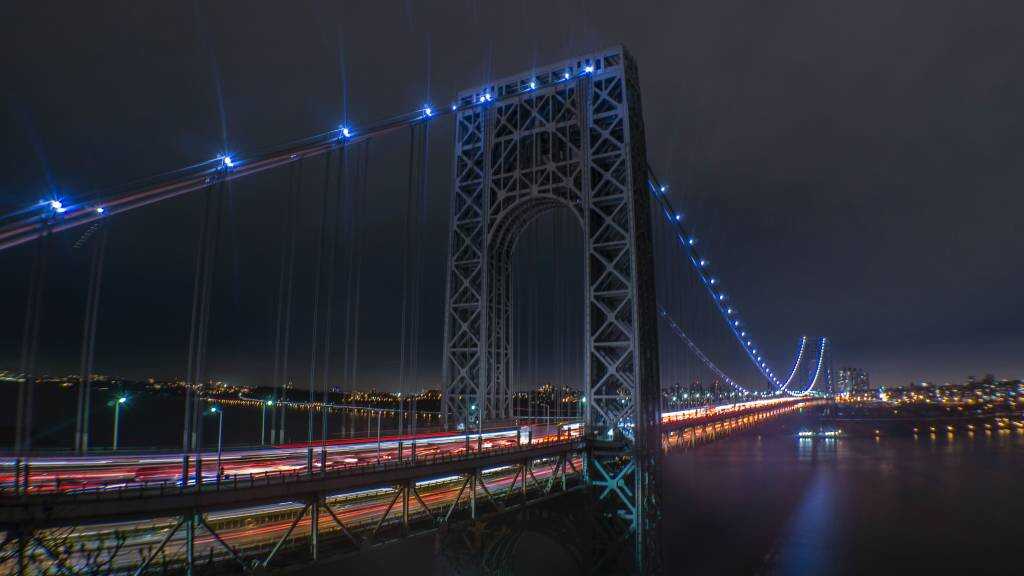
261 399 274 445
208 405 223 482
111 395 127 451
470 403 482 451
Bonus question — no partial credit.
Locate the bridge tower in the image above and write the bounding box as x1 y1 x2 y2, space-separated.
442 46 662 573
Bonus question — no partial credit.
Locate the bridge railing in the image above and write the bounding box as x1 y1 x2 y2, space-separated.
0 433 584 504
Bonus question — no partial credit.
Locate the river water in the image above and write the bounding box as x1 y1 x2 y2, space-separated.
661 410 1024 575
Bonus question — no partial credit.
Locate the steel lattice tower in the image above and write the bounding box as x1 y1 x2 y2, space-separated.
442 46 662 573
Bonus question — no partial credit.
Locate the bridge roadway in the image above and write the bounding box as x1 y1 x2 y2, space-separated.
0 398 814 573
0 429 529 495
0 397 801 497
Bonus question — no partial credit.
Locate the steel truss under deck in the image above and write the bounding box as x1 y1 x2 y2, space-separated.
0 441 584 575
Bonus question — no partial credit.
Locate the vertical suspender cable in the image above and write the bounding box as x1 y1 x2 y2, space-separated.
339 148 354 435
320 147 346 457
410 123 429 426
398 125 418 435
75 224 108 454
194 180 226 473
349 142 369 404
183 187 213 455
15 222 50 457
308 150 334 448
269 164 296 444
278 162 301 443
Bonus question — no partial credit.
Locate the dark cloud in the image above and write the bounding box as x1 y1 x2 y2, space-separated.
2 0 1021 390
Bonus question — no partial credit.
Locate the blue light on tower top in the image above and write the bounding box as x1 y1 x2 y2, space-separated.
423 106 433 117
49 199 66 213
583 65 594 73
528 81 537 90
222 156 235 168
340 127 352 138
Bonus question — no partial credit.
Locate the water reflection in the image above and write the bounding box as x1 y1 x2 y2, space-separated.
662 412 1024 575
774 471 836 576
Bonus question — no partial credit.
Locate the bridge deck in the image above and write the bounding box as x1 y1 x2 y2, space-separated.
0 439 583 527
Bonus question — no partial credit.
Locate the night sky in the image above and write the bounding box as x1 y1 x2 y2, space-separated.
2 0 1022 390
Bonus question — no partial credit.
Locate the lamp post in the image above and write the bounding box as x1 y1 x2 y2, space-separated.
112 395 127 451
469 403 480 451
396 392 403 436
208 405 223 483
376 408 382 462
261 399 274 445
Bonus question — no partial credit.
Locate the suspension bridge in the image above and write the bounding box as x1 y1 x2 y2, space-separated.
0 46 831 575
